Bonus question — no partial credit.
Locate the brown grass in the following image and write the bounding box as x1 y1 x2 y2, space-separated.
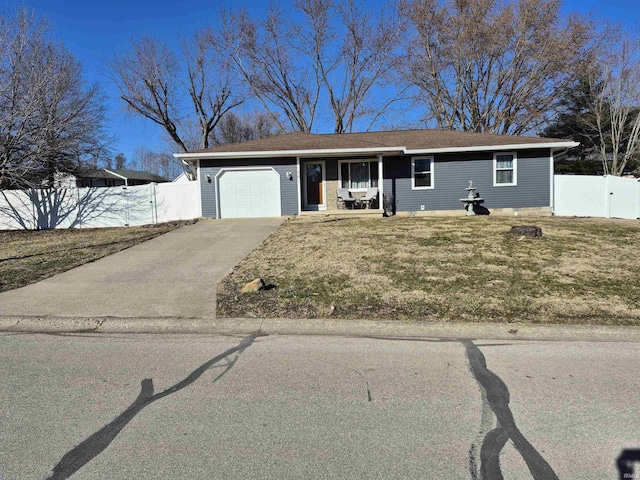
0 222 186 292
217 216 640 325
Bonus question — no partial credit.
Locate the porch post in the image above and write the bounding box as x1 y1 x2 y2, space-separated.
549 150 554 213
296 156 302 214
378 155 384 210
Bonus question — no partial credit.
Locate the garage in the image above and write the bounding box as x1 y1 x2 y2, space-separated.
217 168 282 218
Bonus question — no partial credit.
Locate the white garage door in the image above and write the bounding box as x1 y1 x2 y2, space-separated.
218 168 281 218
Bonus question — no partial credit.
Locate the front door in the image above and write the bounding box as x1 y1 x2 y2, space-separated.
303 161 326 210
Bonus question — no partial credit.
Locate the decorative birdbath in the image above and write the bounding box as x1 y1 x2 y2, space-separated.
460 181 484 216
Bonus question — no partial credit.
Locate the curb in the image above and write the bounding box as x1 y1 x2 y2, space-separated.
2 315 640 342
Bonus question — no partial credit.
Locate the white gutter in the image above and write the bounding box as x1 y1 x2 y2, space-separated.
405 141 579 155
551 147 570 156
174 146 403 160
104 168 129 188
173 141 580 161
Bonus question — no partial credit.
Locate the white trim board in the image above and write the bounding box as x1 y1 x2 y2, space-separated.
337 158 379 193
214 166 281 219
493 152 518 187
411 156 435 190
175 141 580 160
301 159 327 211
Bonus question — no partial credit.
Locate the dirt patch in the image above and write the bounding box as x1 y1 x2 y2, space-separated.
217 216 640 325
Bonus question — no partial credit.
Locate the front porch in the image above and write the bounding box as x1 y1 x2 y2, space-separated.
299 208 384 218
299 156 383 213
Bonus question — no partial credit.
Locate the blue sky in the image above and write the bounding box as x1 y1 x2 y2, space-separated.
3 0 640 164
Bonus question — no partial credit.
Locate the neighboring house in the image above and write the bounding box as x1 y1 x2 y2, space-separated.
55 169 168 188
171 172 194 184
173 129 579 219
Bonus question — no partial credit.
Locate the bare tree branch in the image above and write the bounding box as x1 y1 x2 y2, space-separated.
0 8 109 189
588 34 640 176
220 4 319 133
108 30 246 155
220 0 402 134
400 0 599 135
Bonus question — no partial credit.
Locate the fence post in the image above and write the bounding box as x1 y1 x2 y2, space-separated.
123 185 129 227
637 179 640 219
604 175 611 218
151 183 158 224
76 188 82 228
31 189 37 229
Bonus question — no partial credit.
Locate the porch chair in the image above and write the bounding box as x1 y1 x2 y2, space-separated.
337 188 357 209
359 187 378 209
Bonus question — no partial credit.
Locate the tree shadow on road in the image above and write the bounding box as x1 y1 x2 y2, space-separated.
46 333 261 480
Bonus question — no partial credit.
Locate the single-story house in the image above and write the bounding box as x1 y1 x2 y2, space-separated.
55 169 168 188
174 129 578 219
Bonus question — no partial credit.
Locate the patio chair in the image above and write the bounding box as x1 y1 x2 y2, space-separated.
359 187 378 209
337 188 357 209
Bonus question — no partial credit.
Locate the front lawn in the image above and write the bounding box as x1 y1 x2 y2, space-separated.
0 223 185 292
217 216 640 325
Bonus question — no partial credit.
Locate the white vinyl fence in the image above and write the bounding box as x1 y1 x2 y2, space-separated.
554 175 640 219
0 182 200 230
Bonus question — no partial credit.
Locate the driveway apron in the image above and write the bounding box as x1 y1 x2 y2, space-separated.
0 219 283 318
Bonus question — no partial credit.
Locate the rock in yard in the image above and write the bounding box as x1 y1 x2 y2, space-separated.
241 278 266 293
510 225 542 238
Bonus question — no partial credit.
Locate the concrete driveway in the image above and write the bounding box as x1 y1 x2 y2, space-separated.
0 218 284 319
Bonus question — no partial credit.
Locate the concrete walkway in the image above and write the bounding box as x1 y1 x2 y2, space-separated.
0 218 284 318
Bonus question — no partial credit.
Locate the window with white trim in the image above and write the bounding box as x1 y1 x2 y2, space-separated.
411 157 434 189
339 160 378 191
494 152 517 186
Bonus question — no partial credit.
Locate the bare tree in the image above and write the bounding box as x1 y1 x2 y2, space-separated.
220 0 402 134
0 9 108 189
399 0 598 135
298 0 404 133
108 30 245 154
114 153 126 170
589 36 640 176
183 30 246 149
215 111 279 145
220 4 320 133
131 146 182 180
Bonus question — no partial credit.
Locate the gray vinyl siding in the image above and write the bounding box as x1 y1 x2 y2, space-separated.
199 157 298 218
383 149 551 214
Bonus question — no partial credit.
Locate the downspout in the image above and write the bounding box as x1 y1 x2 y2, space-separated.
197 159 202 218
378 155 384 212
104 169 128 185
296 156 302 215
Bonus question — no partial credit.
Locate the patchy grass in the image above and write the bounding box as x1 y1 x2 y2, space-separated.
0 222 187 292
217 216 640 325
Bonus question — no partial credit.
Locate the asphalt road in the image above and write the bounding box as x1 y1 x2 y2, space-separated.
1 332 638 479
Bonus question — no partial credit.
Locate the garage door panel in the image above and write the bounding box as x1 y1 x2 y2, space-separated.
218 169 281 218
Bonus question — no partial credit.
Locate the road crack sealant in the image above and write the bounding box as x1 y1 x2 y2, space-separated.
462 339 558 480
46 333 262 480
325 360 373 402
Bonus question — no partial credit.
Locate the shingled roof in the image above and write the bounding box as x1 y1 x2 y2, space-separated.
175 129 577 159
106 169 167 183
